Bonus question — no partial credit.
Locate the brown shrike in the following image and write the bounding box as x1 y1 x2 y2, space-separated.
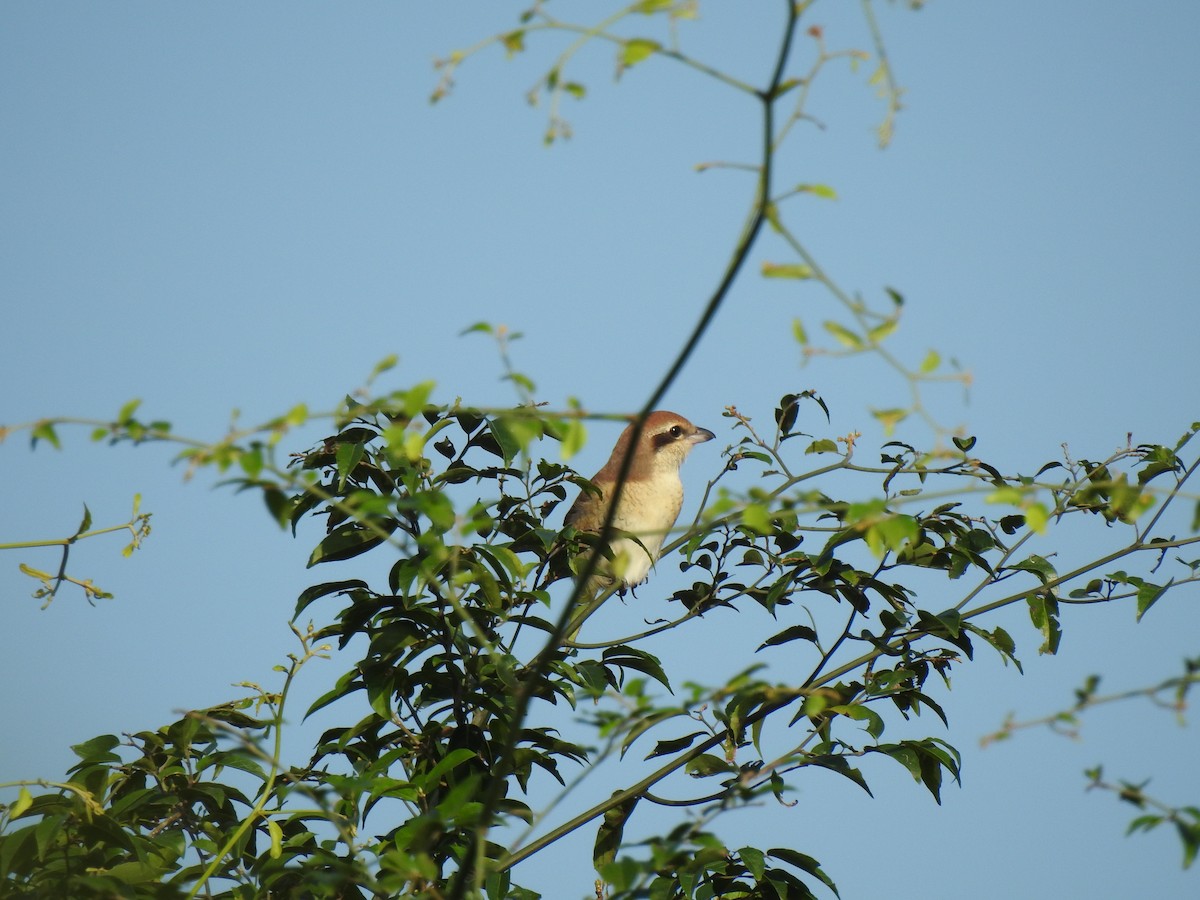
565 410 715 591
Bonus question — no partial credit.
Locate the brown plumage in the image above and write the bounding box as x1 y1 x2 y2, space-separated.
565 410 715 588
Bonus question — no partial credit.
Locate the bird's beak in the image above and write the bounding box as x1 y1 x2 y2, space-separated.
689 427 716 444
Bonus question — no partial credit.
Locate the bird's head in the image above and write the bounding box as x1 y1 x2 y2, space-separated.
602 410 716 480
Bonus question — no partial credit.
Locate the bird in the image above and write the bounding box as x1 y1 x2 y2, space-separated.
564 410 715 593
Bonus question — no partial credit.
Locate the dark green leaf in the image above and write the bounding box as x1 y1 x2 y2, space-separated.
593 794 638 870
758 625 819 651
768 848 840 897
1135 580 1169 622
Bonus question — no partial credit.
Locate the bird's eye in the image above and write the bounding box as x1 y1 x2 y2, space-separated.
669 425 683 438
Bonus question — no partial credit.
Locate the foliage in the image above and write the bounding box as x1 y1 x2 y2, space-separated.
2 2 1197 898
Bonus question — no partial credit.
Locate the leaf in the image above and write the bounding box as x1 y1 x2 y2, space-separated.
1010 554 1057 584
603 646 671 692
634 0 675 12
823 321 863 349
1177 819 1200 869
803 754 872 795
864 514 919 557
793 183 838 200
307 521 395 567
501 29 525 56
366 355 398 385
758 625 818 651
830 703 885 739
30 421 61 450
70 734 121 764
792 318 809 345
9 786 34 819
1024 502 1049 534
775 394 800 435
740 846 767 881
401 381 436 419
1026 591 1062 655
117 398 142 424
867 739 960 804
768 848 840 897
1135 580 1169 622
919 349 941 373
266 817 283 859
762 262 815 280
646 730 707 760
742 503 772 535
686 754 735 777
335 441 365 491
594 794 638 870
293 579 369 619
621 38 660 67
561 419 586 461
868 320 897 343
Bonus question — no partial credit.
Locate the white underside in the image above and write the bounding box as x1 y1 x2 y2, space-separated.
606 534 660 586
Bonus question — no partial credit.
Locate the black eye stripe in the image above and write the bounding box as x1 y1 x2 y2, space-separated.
652 427 683 450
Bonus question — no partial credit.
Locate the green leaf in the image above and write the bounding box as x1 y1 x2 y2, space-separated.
489 415 541 462
1024 502 1049 534
266 817 283 859
768 848 840 897
803 755 872 795
402 380 436 419
793 183 838 200
603 646 671 692
307 521 394 566
1135 580 1168 622
9 786 34 819
739 846 766 881
621 38 660 67
561 419 586 461
75 504 93 537
864 513 918 557
792 318 808 345
366 355 398 385
70 734 121 764
758 625 818 651
117 398 142 424
686 754 735 777
919 349 941 373
1010 554 1057 584
594 794 638 871
762 261 815 280
418 748 477 790
646 730 707 760
823 321 863 349
501 29 525 56
867 739 960 804
1177 819 1200 869
830 703 885 739
335 441 365 491
1026 591 1062 655
868 320 897 343
741 503 772 535
30 421 61 449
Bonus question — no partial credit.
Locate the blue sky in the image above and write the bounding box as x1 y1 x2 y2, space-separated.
2 2 1198 897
